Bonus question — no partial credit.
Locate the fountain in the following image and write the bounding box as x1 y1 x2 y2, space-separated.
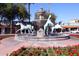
37 28 45 38
14 14 66 41
14 15 52 41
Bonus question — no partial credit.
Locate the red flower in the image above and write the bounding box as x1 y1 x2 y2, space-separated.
73 49 77 53
56 50 60 54
69 53 73 56
55 49 62 55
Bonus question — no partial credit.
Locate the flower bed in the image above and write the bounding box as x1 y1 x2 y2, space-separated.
9 44 79 56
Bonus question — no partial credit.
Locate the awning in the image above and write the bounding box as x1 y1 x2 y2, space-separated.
62 26 79 28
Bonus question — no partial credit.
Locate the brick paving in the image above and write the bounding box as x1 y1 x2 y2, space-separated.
0 36 79 56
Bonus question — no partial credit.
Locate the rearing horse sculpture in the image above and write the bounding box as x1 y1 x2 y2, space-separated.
16 23 34 34
44 14 54 36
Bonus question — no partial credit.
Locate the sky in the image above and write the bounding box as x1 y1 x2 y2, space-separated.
28 3 79 23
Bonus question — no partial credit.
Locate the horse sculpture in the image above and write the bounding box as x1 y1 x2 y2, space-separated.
16 22 34 34
44 14 54 35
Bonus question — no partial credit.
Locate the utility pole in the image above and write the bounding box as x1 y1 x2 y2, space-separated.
28 3 30 23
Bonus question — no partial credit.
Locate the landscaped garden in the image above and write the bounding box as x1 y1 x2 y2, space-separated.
10 44 79 56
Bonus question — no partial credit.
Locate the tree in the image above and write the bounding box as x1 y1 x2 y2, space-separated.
35 8 56 29
13 3 30 20
5 3 29 21
40 12 56 29
45 12 56 24
0 3 29 33
0 4 7 21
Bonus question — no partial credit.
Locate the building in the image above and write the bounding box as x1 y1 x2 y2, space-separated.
61 19 79 31
0 21 19 34
0 18 23 34
35 8 56 29
35 8 46 20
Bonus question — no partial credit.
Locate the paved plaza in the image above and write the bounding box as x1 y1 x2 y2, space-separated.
0 36 79 56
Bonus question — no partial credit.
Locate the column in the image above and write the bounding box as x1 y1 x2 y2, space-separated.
1 27 5 34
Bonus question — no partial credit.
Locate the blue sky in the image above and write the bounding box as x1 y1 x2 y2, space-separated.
28 3 79 23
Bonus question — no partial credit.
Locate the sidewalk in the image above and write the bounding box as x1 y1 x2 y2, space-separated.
0 37 31 56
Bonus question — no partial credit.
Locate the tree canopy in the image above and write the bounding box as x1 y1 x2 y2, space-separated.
45 12 56 24
0 3 29 21
0 3 30 33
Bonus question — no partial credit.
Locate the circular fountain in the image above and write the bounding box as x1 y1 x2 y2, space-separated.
14 28 68 42
14 14 69 41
